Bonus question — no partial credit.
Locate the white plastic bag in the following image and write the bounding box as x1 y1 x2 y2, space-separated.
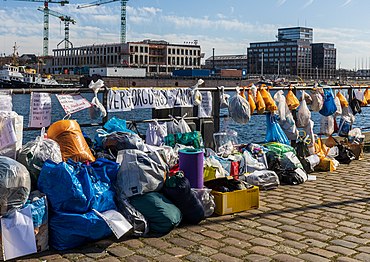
320 115 334 136
310 87 324 112
334 96 342 116
296 91 311 128
145 120 167 146
167 114 191 134
89 79 107 119
219 86 230 109
178 114 192 133
0 111 23 159
273 90 298 140
191 79 204 106
228 87 250 124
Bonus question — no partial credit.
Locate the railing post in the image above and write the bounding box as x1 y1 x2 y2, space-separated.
102 87 109 125
213 87 221 133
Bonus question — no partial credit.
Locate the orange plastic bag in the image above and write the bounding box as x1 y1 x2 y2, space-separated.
260 87 278 112
286 90 300 110
240 87 247 99
364 88 370 104
336 91 349 108
314 138 336 172
248 90 256 114
255 90 266 114
47 120 95 162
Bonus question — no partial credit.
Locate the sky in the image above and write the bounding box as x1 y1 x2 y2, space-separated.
1 0 370 69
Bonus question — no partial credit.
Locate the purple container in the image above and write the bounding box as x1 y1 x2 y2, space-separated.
179 148 204 188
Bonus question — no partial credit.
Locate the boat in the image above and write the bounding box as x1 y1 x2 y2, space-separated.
0 64 77 88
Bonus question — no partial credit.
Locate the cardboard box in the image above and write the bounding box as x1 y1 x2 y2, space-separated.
211 186 260 215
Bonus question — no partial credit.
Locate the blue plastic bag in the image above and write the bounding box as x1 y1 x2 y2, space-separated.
38 158 119 213
319 88 337 116
50 210 112 250
338 117 352 137
265 113 290 145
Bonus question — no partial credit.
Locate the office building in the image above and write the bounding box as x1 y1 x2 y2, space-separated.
247 27 336 80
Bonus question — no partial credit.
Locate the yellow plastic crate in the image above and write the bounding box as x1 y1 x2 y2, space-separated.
211 186 260 215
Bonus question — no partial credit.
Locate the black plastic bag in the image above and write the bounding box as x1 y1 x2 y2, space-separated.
117 199 149 237
335 145 356 164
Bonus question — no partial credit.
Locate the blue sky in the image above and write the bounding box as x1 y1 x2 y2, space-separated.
1 0 369 69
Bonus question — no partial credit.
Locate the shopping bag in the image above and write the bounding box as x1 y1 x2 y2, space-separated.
256 90 266 114
286 90 300 110
265 113 290 145
319 88 337 116
260 87 277 112
336 91 349 107
248 90 256 114
228 88 250 124
296 91 311 128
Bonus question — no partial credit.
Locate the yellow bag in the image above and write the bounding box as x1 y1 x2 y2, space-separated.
336 91 349 108
240 87 247 99
314 138 336 172
256 90 266 114
286 90 300 110
364 88 370 104
260 87 277 112
248 90 256 114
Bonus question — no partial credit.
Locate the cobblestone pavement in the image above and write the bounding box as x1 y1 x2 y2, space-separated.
18 154 370 261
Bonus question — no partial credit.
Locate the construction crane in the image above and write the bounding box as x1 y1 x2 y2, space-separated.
14 0 69 56
77 0 128 43
37 7 76 49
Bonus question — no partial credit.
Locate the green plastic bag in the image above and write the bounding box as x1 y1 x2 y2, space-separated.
263 142 296 158
164 131 204 149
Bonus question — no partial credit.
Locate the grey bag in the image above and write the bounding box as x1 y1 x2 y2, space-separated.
115 149 166 199
117 199 149 237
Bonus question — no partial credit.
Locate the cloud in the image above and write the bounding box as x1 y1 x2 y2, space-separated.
277 0 287 6
302 0 314 9
341 0 352 7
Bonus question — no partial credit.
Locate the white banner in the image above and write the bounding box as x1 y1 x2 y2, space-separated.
131 88 156 109
198 91 213 117
107 89 133 112
28 92 52 128
0 92 12 112
172 88 193 107
153 89 173 109
56 94 91 115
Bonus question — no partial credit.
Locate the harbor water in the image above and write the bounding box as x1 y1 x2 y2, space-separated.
13 91 370 144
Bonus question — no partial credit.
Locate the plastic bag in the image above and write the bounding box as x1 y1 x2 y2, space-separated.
310 87 324 111
319 88 337 116
336 91 349 107
192 188 215 217
0 111 23 159
38 158 119 213
338 116 352 137
273 90 298 140
115 149 166 199
320 115 334 136
167 114 191 134
103 117 134 134
47 120 95 162
228 88 250 124
242 150 266 173
350 90 362 115
296 91 311 128
90 96 107 120
0 156 31 215
260 87 277 112
219 86 230 109
162 172 205 224
117 199 149 237
164 131 204 149
245 170 279 190
286 90 300 110
265 113 290 145
256 89 266 114
334 96 342 115
17 128 62 189
364 88 370 104
248 90 256 114
178 114 192 133
191 79 204 106
145 120 167 146
103 131 146 157
354 89 367 106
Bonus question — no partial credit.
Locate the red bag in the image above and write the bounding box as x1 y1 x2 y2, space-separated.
229 161 239 180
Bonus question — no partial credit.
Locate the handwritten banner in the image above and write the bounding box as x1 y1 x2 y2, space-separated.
28 92 52 128
56 94 91 115
131 88 156 109
198 91 213 117
172 88 193 107
107 89 133 112
0 92 12 112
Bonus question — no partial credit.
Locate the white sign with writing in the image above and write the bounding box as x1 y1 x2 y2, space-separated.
107 89 133 112
198 91 213 117
56 94 91 115
0 118 17 150
153 89 173 109
0 93 12 112
28 92 52 127
172 88 193 108
131 88 156 109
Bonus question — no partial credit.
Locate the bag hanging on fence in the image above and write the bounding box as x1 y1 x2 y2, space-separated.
265 113 290 145
338 116 352 137
145 120 167 146
354 89 367 106
228 87 251 124
167 115 191 134
310 87 324 112
336 91 349 107
320 115 335 136
248 90 256 114
350 90 362 115
364 88 370 104
296 91 311 128
0 111 23 159
219 86 230 109
319 88 337 116
256 89 266 114
260 87 277 112
334 96 342 115
286 89 300 110
273 90 298 140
